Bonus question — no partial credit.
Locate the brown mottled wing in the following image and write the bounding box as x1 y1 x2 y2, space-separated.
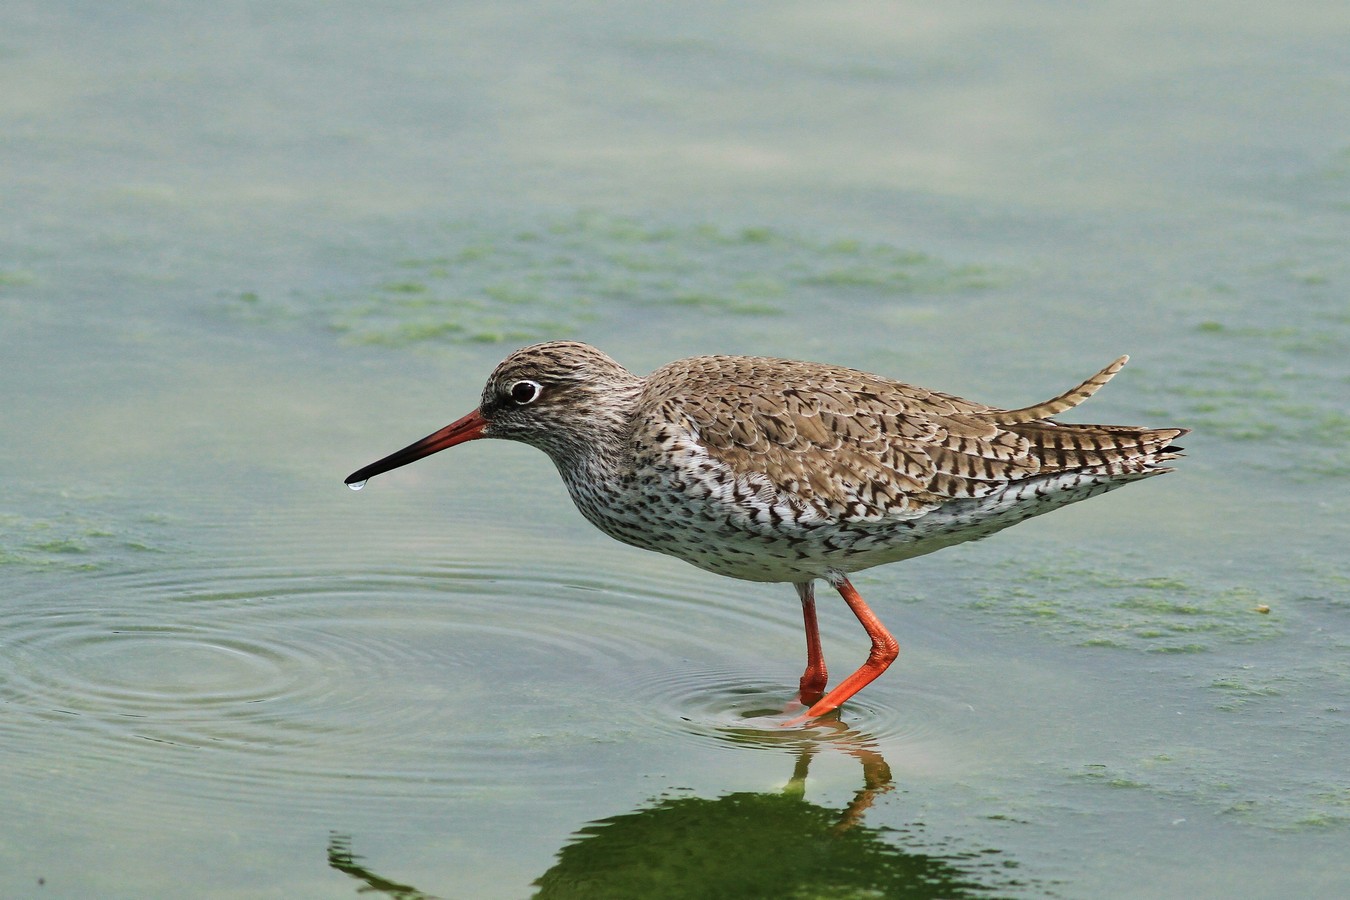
640 355 1184 525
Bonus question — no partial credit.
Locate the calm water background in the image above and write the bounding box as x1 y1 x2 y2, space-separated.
3 3 1347 897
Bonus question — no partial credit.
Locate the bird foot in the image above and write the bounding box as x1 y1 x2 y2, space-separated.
779 696 839 728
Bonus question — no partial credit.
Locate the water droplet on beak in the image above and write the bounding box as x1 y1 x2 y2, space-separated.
348 480 367 491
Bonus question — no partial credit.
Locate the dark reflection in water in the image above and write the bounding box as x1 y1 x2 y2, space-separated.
328 834 440 900
329 725 1036 899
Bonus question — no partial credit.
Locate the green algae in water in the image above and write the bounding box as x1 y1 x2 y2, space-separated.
1208 672 1287 711
1161 261 1350 479
225 212 1009 348
0 492 171 572
0 269 37 287
1061 755 1350 832
964 551 1281 652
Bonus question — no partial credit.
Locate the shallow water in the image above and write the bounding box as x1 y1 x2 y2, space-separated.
3 3 1348 898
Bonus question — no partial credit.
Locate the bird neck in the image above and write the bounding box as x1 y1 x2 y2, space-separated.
541 380 643 486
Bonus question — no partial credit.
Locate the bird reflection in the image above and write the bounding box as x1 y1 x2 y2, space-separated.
327 833 438 900
711 713 896 835
329 725 1031 899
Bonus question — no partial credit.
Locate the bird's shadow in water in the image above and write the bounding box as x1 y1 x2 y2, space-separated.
328 720 1040 899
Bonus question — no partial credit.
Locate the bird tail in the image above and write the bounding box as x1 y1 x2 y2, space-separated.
1007 423 1190 477
983 355 1129 425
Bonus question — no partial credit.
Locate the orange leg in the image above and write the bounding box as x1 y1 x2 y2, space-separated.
794 581 828 703
802 574 899 719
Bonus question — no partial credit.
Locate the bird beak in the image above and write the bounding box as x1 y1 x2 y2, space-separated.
345 410 488 486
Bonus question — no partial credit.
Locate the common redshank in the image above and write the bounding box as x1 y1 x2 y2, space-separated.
346 342 1186 720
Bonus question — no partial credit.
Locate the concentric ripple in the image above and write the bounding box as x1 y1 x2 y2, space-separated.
621 659 981 753
1 508 982 831
2 552 694 825
13 615 293 719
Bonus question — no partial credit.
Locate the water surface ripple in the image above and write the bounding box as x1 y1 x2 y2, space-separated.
4 545 941 825
622 662 980 753
0 561 631 820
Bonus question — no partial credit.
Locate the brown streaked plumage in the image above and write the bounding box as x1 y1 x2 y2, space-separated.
347 341 1187 722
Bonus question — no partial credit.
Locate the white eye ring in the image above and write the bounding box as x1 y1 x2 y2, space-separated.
509 379 542 405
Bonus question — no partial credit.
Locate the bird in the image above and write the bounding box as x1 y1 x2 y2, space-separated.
346 341 1186 722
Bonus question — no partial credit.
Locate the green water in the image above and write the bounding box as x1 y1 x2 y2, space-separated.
3 4 1347 898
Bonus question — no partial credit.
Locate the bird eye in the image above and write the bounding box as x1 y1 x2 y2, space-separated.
509 380 542 405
